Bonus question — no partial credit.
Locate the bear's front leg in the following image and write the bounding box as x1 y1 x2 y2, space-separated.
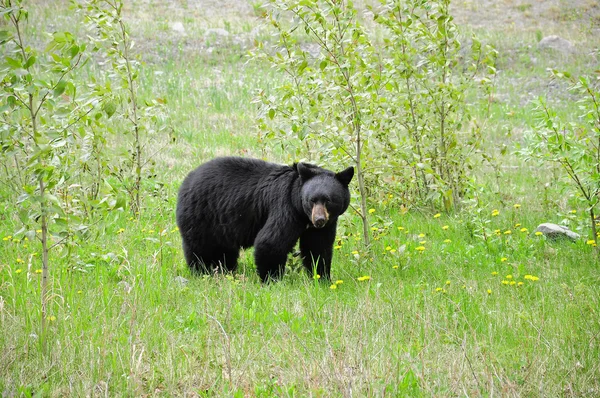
254 220 302 283
300 223 336 280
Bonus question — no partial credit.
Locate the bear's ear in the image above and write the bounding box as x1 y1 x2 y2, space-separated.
335 166 354 186
297 162 319 182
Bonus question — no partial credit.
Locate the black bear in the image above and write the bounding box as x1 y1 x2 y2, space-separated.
176 157 354 282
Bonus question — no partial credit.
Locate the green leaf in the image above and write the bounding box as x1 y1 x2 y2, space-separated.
23 55 36 69
53 80 67 97
5 56 22 69
0 30 13 44
102 100 118 118
69 45 80 58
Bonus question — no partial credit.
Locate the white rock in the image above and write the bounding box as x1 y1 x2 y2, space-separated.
205 28 230 39
174 276 189 286
538 35 574 54
172 22 185 34
535 223 580 241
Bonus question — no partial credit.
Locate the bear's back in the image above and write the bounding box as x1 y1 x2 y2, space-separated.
176 157 298 248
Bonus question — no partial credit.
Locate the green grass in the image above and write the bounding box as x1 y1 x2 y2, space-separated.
1 1 600 396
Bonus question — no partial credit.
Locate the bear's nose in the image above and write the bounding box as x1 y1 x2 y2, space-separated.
311 203 329 228
313 217 326 228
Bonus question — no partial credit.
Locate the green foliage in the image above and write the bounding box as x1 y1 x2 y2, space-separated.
373 0 498 210
526 69 600 245
254 0 378 244
79 0 169 215
0 0 106 341
253 0 498 240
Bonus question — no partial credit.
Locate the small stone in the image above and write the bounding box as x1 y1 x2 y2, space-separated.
174 276 189 286
538 35 574 54
205 28 229 40
171 22 185 34
535 223 580 241
117 281 133 293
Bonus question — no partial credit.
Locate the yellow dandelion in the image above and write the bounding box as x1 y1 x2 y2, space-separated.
586 240 597 245
329 284 337 290
335 280 343 285
313 274 321 280
491 209 499 217
445 280 451 285
517 282 524 286
487 289 492 295
334 245 342 250
501 280 509 285
443 239 451 243
357 276 371 281
418 233 425 238
535 231 543 236
492 271 498 276
116 228 125 234
509 281 516 285
35 269 42 274
515 223 521 227
385 246 392 251
520 227 528 233
47 316 56 322
435 287 443 292
504 230 512 235
501 257 507 262
36 229 42 233
442 225 449 230
419 240 426 245
16 258 24 263
415 246 426 252
148 229 155 234
351 250 359 255
2 236 11 241
392 265 399 269
494 229 501 235
15 269 22 274
433 213 441 218
570 209 577 214
506 274 513 279
371 227 378 231
368 208 376 214
388 194 393 199
514 204 521 209
397 226 405 231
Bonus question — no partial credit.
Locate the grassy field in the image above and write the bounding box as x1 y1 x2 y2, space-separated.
1 0 600 396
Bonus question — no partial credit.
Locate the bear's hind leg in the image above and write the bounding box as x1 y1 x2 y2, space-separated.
182 240 211 273
219 249 239 273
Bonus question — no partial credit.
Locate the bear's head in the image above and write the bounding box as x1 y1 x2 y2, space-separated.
296 163 354 229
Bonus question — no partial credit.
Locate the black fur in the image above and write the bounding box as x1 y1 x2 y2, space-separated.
176 157 354 282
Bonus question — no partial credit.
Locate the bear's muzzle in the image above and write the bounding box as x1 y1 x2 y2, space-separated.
311 204 329 228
